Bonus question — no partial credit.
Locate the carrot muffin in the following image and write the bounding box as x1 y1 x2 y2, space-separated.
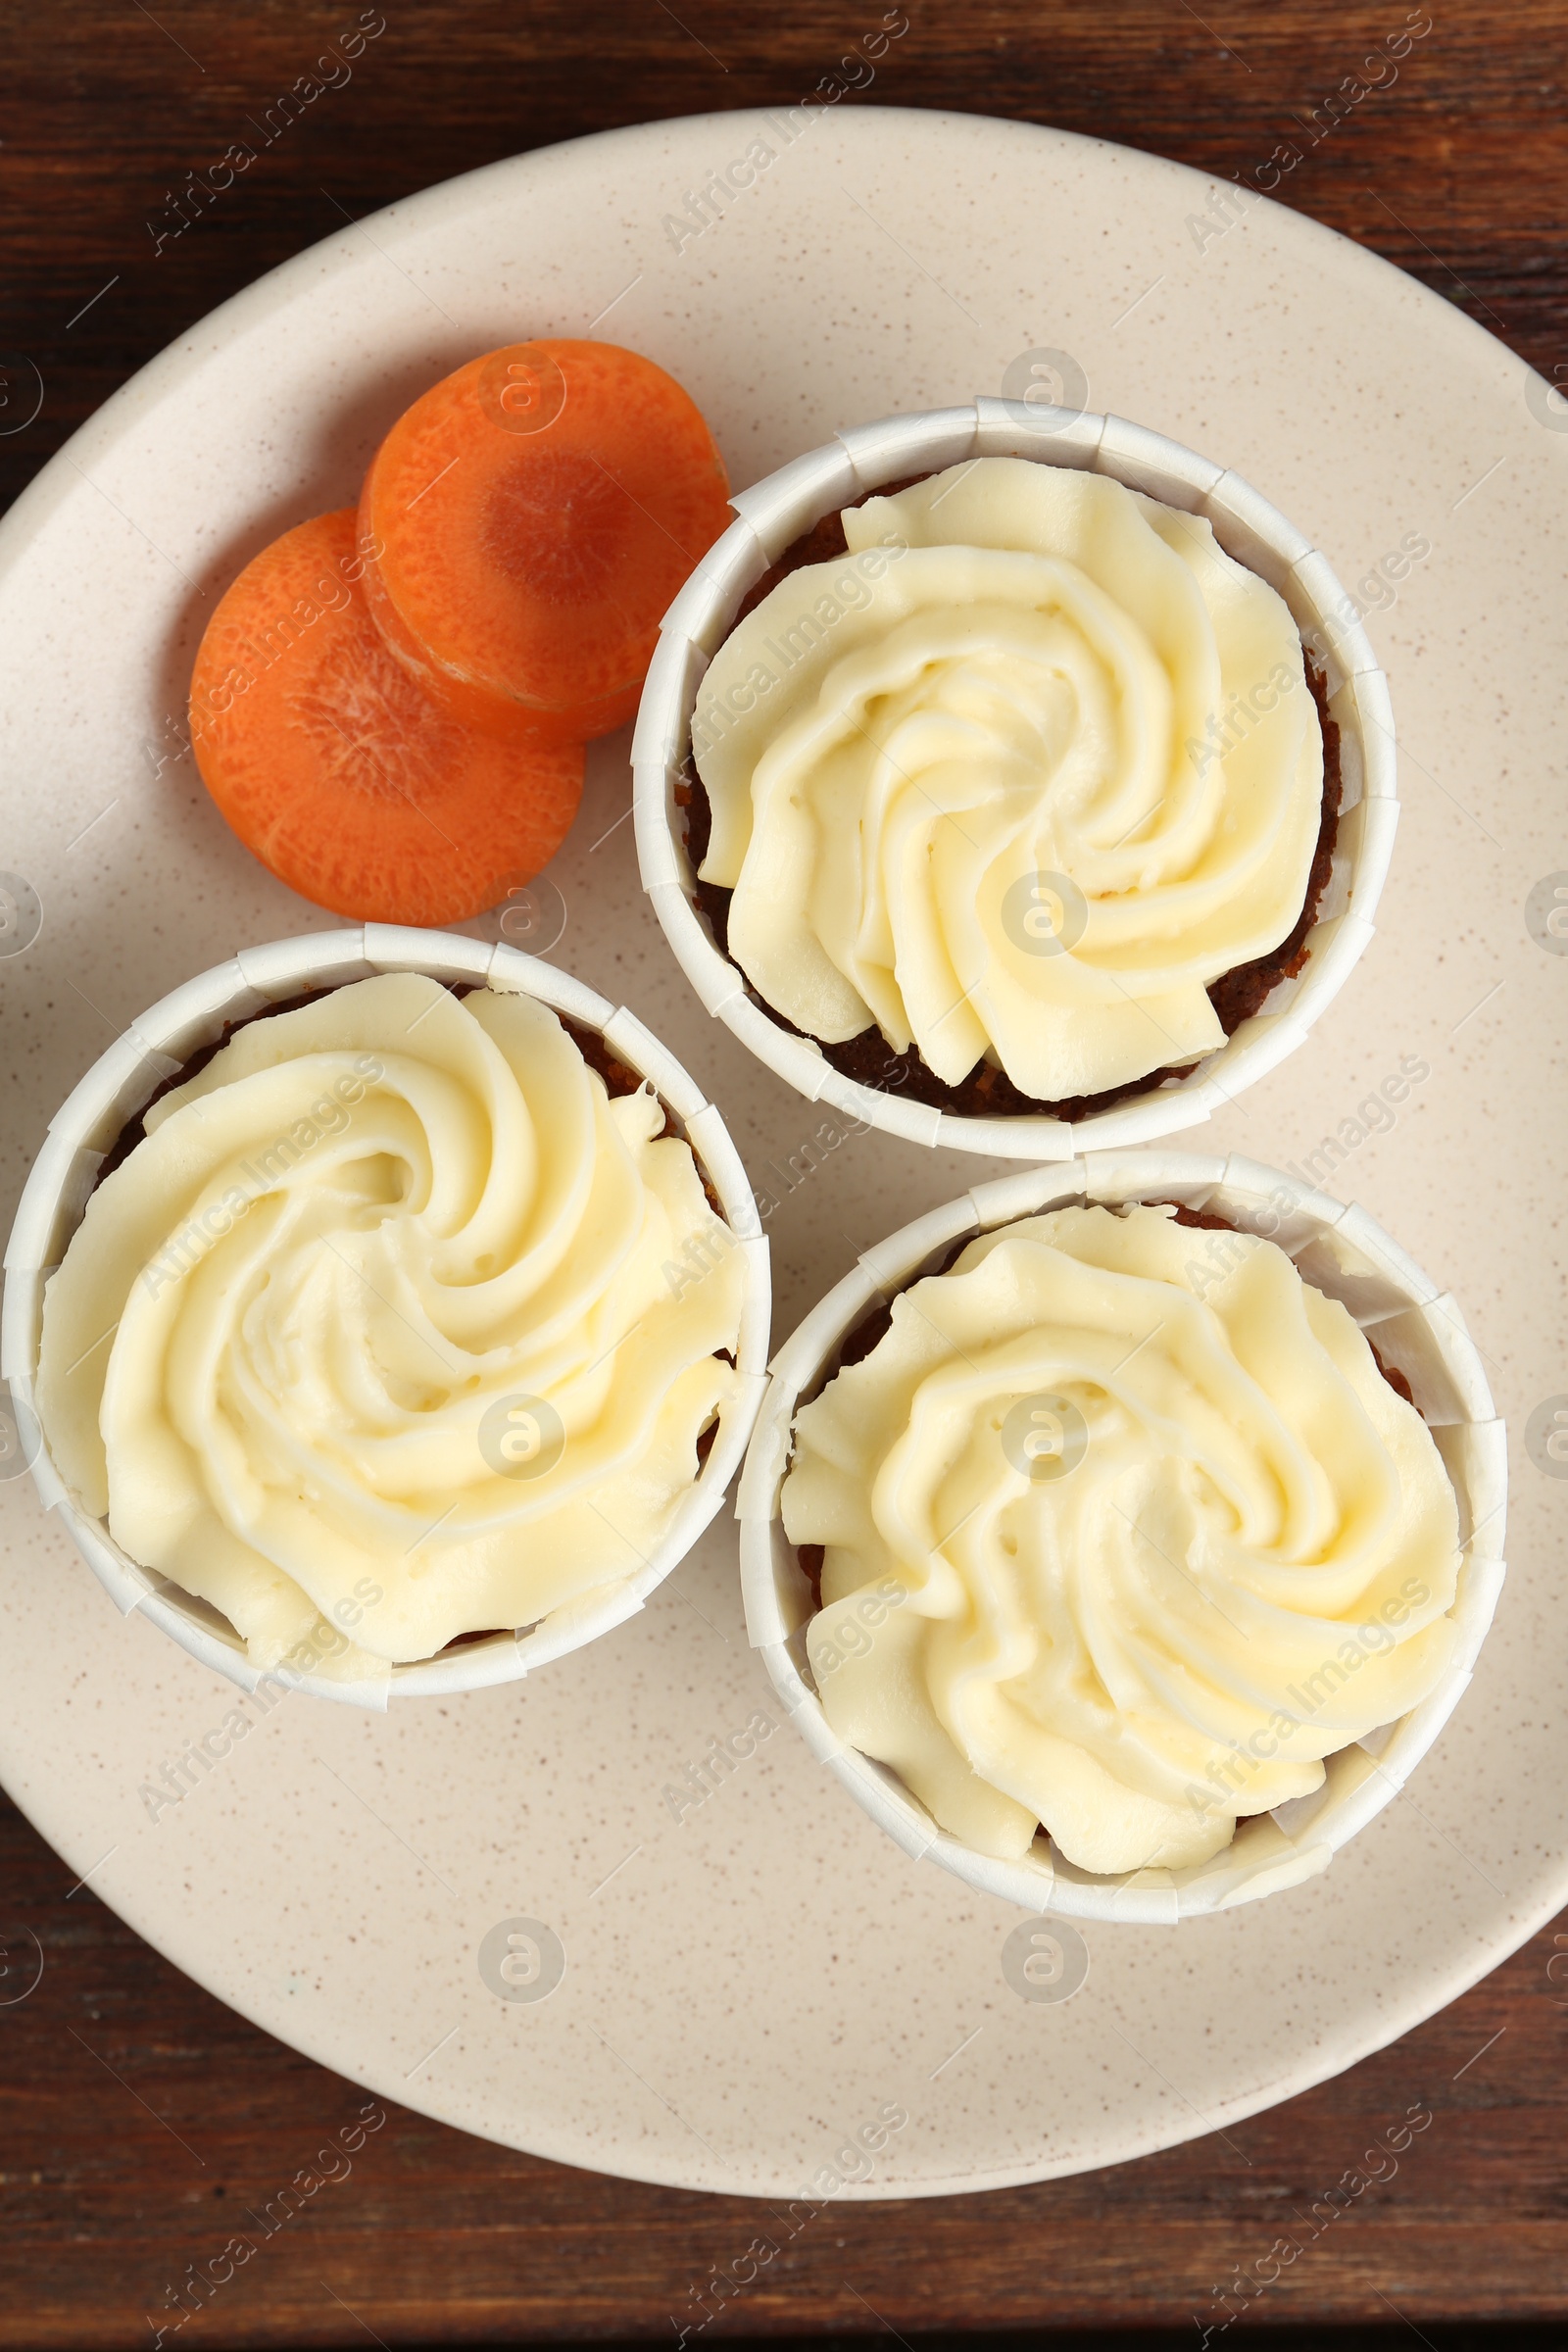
35 974 745 1677
781 1201 1460 1875
689 459 1336 1118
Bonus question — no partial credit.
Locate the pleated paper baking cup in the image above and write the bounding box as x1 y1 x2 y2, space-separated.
2 925 770 1710
738 1151 1504 1925
633 402 1400 1159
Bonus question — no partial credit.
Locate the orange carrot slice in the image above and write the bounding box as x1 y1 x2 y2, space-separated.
358 339 732 739
189 510 584 925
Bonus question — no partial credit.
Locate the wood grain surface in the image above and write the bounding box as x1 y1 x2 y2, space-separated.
2 2 1566 2343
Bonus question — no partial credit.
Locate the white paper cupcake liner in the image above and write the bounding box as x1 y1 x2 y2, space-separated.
738 1150 1504 1925
2 925 771 1710
634 402 1399 1159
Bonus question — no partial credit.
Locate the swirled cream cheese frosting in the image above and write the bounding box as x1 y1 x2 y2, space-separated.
783 1204 1460 1875
693 459 1324 1102
36 975 745 1679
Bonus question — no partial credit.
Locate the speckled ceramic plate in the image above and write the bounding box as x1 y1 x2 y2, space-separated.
1 108 1563 2199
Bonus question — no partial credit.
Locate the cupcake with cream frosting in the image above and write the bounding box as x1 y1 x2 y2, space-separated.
689 458 1336 1117
35 972 747 1680
780 1200 1461 1875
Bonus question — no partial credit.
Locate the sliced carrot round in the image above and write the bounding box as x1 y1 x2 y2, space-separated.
358 339 732 738
189 510 584 925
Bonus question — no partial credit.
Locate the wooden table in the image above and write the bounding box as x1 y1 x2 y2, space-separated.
2 3 1565 2340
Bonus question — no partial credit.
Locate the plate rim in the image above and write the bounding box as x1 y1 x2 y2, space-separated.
0 101 1555 2200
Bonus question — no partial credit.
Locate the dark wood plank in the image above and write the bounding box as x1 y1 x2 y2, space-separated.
2 0 1565 2337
